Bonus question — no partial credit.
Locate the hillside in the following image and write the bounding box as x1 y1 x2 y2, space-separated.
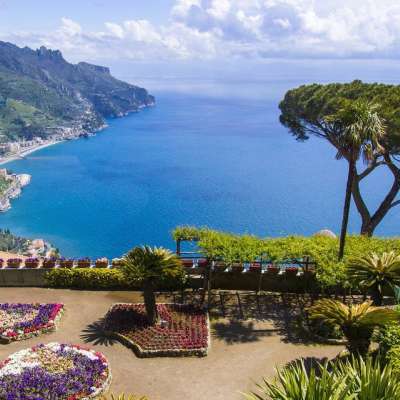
0 42 155 141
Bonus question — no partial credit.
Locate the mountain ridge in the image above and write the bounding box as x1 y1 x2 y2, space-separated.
0 41 155 141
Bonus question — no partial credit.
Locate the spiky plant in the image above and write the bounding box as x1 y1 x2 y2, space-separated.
347 251 400 305
244 358 351 400
122 246 184 324
335 356 400 400
244 355 400 400
308 299 399 354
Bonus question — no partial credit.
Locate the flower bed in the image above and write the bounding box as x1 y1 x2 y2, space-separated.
103 303 210 357
0 342 111 399
0 303 64 343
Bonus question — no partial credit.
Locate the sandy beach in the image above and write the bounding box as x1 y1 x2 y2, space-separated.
0 140 63 166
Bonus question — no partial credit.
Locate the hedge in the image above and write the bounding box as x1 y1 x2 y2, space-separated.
173 226 400 287
45 268 129 290
45 268 186 291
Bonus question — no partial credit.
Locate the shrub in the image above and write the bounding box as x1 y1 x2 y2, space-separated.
377 322 400 354
386 345 400 375
45 268 186 291
45 268 128 290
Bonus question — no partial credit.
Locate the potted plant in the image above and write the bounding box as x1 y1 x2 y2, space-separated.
24 258 40 268
43 258 57 268
95 258 109 268
267 264 280 275
77 258 91 268
0 259 4 269
248 262 262 273
285 266 299 277
7 258 22 268
213 262 226 273
231 263 244 273
111 258 124 269
59 258 74 268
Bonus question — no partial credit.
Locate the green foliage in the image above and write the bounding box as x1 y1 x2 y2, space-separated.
347 252 400 305
245 355 400 400
173 226 400 287
0 42 154 141
308 299 400 354
45 268 128 290
386 345 400 375
0 228 31 254
121 246 185 287
377 323 400 354
278 80 400 147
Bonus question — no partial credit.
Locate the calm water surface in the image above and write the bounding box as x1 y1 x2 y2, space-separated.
0 89 398 258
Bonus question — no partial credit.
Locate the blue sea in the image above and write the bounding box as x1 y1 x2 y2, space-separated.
1 72 399 258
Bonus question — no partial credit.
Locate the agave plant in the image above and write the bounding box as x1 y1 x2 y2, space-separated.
347 251 400 305
122 246 184 324
308 299 399 354
244 355 400 400
244 358 351 400
335 356 400 400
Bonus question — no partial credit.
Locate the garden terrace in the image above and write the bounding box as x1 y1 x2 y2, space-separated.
0 287 342 400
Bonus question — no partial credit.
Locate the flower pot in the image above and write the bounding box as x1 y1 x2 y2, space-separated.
24 258 40 269
267 265 280 275
42 258 57 268
77 259 91 268
59 259 74 269
231 263 244 273
111 258 124 269
285 268 298 277
248 263 262 273
214 262 226 273
95 258 109 268
7 259 22 268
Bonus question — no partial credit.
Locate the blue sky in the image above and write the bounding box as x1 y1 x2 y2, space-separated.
2 0 400 88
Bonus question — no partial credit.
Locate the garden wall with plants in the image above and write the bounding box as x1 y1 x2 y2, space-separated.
174 226 400 290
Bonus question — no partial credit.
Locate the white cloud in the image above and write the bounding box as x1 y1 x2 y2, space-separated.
3 0 400 62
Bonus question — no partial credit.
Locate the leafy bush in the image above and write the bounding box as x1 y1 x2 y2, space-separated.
386 345 400 375
45 268 129 290
45 267 186 291
377 323 400 354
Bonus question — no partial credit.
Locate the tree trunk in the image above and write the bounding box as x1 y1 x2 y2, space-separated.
370 283 383 306
339 159 356 260
352 153 400 237
143 280 158 325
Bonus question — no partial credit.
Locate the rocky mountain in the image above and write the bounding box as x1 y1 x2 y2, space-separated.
0 41 155 141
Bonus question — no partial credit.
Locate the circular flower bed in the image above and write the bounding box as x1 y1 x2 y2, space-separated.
104 303 210 357
0 303 64 342
0 342 111 398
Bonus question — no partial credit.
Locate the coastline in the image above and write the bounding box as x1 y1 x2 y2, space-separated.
0 140 64 166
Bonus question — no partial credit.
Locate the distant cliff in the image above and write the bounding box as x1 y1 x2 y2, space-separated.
0 41 155 141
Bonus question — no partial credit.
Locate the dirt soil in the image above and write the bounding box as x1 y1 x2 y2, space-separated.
0 288 343 400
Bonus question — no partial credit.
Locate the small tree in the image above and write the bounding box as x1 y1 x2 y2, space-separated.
122 246 184 325
308 299 399 355
347 251 400 306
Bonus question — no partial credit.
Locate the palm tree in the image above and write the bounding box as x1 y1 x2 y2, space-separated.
121 246 184 324
325 100 385 260
308 299 399 354
347 251 400 306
